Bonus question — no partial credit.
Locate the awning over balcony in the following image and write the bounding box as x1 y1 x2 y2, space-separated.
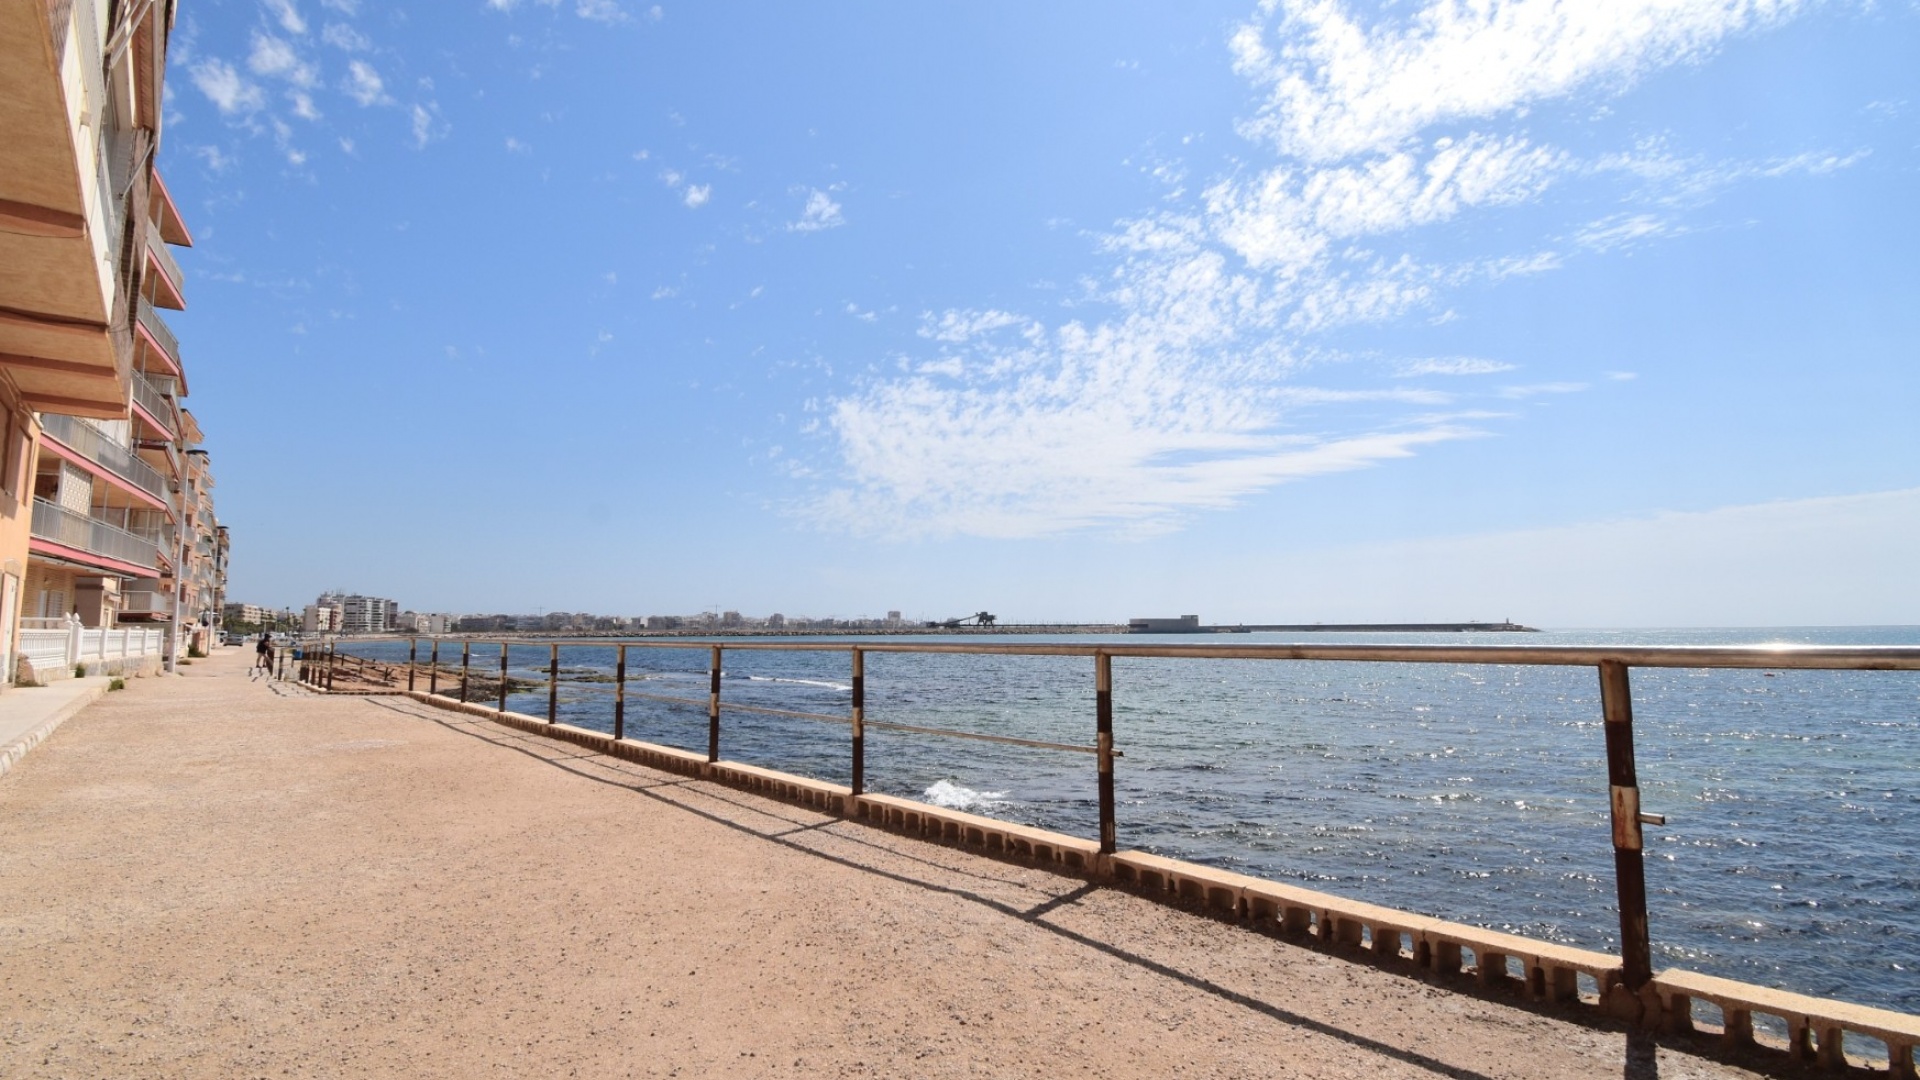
0 1 127 418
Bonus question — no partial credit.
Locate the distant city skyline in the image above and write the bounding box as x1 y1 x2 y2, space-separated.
168 1 1918 626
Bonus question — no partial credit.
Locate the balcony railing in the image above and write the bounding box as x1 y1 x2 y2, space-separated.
130 369 178 435
136 297 181 370
31 498 161 570
145 226 185 305
40 414 171 502
121 590 172 615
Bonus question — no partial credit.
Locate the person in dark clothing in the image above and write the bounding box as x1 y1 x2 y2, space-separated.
256 632 275 672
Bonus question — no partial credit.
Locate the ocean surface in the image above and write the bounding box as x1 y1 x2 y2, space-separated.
341 627 1920 1015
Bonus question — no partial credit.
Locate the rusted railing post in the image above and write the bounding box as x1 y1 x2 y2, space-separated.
1096 651 1116 856
428 639 439 696
707 645 722 763
613 644 627 741
850 647 865 796
1600 660 1653 999
459 641 471 703
497 642 509 713
547 643 560 723
407 639 417 691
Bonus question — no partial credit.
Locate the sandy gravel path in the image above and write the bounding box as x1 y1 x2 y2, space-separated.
0 649 1763 1078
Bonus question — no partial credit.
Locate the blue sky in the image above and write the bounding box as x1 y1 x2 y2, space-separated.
165 0 1919 625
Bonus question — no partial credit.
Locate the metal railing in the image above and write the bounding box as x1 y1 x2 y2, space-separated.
136 297 181 369
339 636 1920 1009
30 498 162 569
39 414 171 502
129 369 178 435
145 225 185 303
120 590 171 615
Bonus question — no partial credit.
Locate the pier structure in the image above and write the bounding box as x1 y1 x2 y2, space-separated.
296 634 1920 1077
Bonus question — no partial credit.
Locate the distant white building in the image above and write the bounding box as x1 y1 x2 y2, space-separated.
394 611 453 634
303 604 338 633
338 595 399 634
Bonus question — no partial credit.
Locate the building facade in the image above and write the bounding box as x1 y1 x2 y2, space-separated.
2 1 226 681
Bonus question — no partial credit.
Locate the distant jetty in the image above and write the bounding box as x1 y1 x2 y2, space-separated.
1127 616 1538 634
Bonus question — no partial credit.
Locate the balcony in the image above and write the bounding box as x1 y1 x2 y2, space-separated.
40 414 172 504
121 590 173 617
145 227 185 310
31 499 162 572
135 297 183 379
130 369 179 437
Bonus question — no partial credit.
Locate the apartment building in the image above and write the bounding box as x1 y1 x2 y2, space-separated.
2 1 225 680
340 595 398 634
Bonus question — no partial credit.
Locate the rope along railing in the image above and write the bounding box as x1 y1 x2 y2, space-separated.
316 637 1920 1074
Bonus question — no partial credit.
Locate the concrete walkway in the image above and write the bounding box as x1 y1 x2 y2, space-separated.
0 674 113 779
0 648 1768 1079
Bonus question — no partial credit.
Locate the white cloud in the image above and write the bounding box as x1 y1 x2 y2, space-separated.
1207 134 1564 270
320 0 359 12
1397 357 1517 377
1574 212 1678 252
263 0 309 35
917 309 1032 343
651 286 678 300
1231 0 1808 162
344 60 389 106
410 102 444 148
576 0 625 22
800 0 1829 540
505 136 531 154
647 5 664 20
289 91 321 120
248 33 318 87
190 59 265 115
321 22 370 50
790 189 845 232
683 183 711 208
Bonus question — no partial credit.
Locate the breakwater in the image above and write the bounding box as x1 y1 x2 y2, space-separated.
320 629 1920 1070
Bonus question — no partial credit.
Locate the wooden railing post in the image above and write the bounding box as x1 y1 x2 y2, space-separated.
850 647 865 796
498 643 509 713
1096 651 1116 856
1600 660 1654 996
613 644 627 741
326 643 336 691
407 638 417 692
707 645 722 763
459 641 471 703
428 640 439 695
547 643 560 723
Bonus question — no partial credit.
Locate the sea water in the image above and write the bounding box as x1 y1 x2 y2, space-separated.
342 627 1920 1013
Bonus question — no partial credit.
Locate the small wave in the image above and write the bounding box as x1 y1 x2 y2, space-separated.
736 675 853 692
923 779 1008 812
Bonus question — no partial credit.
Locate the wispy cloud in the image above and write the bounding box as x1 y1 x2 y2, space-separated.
683 184 712 208
191 59 266 115
248 33 318 87
802 0 1828 539
344 59 389 106
410 102 444 148
1397 357 1517 377
1229 0 1808 163
790 189 845 232
263 0 309 36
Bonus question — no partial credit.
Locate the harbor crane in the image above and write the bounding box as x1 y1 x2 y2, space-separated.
926 611 997 629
